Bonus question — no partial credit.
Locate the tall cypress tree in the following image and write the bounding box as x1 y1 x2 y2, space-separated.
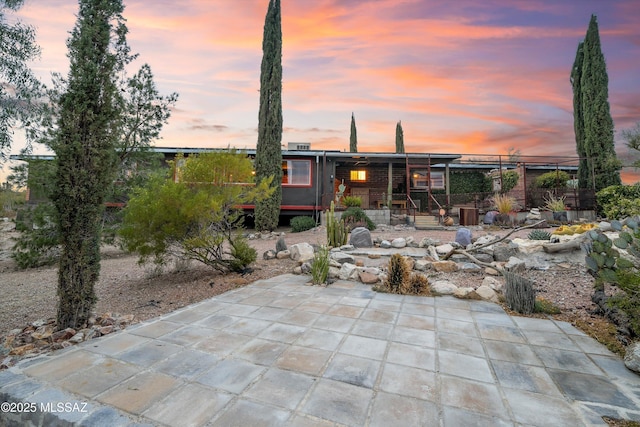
51 0 125 329
573 15 620 191
395 120 405 153
570 41 589 189
255 0 282 232
349 112 357 152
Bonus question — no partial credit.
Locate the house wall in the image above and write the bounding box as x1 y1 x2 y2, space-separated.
334 165 406 208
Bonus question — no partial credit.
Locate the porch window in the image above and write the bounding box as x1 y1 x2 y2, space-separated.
282 160 311 186
412 171 444 189
350 170 367 182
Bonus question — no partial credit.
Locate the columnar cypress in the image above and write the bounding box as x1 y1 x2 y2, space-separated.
570 42 589 189
350 112 357 152
254 0 282 232
572 15 621 191
395 120 405 153
51 0 124 329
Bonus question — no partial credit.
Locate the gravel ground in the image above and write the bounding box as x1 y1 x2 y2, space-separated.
0 220 598 340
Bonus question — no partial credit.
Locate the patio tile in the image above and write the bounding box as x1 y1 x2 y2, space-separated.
504 387 585 426
440 376 506 418
548 369 637 409
390 325 436 348
339 335 387 360
442 406 512 427
350 319 393 340
325 304 364 319
533 347 603 375
234 338 288 366
259 323 306 344
438 350 494 383
323 353 381 389
295 328 345 352
116 340 183 366
58 358 138 398
312 314 356 332
97 371 180 415
244 367 315 410
477 323 526 343
223 317 272 336
396 313 435 330
196 358 265 394
85 332 149 356
301 379 373 426
484 340 543 366
491 359 562 396
369 391 438 427
212 399 291 427
401 302 435 316
128 320 183 339
379 363 437 401
155 348 220 380
277 310 320 327
194 330 252 357
435 317 478 337
275 345 332 376
387 342 436 371
359 308 397 323
438 332 485 357
23 350 101 382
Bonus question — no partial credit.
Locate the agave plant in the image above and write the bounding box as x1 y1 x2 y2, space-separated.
527 230 551 241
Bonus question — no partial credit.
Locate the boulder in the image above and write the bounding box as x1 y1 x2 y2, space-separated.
263 250 276 260
474 235 499 247
414 259 431 271
475 285 500 303
426 246 440 261
474 253 494 264
301 262 312 274
359 271 379 284
455 228 472 247
504 256 526 273
435 243 454 255
391 238 407 248
459 263 482 272
624 342 640 374
328 266 341 278
276 250 291 259
290 243 315 262
406 236 416 247
419 237 440 248
380 240 392 249
493 243 518 262
526 208 542 220
482 276 503 292
275 237 287 252
483 211 499 224
331 252 356 265
432 261 458 273
339 263 359 280
454 287 475 298
349 227 373 248
431 280 458 295
340 244 355 251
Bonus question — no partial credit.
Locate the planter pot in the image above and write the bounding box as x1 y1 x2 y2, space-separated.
552 211 568 222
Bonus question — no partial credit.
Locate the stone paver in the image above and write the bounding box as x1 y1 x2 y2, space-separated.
2 273 639 426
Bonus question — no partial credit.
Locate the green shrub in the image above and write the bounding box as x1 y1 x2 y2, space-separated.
534 298 561 314
596 184 640 219
310 245 330 285
534 171 570 189
342 195 362 207
228 235 257 273
500 170 519 193
12 203 60 269
290 215 316 232
341 207 376 230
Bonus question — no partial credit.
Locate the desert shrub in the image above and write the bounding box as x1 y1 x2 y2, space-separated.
403 272 431 296
119 150 273 272
543 193 566 212
310 245 330 285
596 184 640 219
341 207 376 230
384 253 410 294
534 171 570 189
534 298 561 314
490 193 519 214
290 215 316 232
342 195 362 207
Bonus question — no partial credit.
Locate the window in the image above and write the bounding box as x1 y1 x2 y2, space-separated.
411 171 444 189
350 170 367 181
282 160 311 186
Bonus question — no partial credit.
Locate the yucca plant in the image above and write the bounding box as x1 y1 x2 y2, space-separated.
310 245 330 285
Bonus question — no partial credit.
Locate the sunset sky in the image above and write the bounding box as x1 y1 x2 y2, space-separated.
5 0 640 181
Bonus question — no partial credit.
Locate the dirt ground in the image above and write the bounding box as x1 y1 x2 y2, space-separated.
1 220 605 341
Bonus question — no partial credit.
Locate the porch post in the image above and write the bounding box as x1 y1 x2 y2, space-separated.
405 154 410 210
445 162 450 208
387 162 393 207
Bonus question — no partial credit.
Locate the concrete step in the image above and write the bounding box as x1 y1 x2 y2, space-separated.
413 215 440 229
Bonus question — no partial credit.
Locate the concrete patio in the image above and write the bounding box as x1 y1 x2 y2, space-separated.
1 274 639 426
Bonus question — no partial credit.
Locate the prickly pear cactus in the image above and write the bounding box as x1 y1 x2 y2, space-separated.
585 218 639 289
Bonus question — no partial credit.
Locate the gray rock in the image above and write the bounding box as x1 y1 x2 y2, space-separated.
419 237 440 247
504 256 526 273
414 259 431 271
474 253 494 264
339 244 355 251
276 250 291 259
275 236 287 252
431 280 458 294
493 243 518 262
328 266 341 278
339 263 359 280
427 246 439 261
331 252 356 265
482 276 503 292
263 250 276 260
459 262 482 272
476 285 499 302
380 240 392 249
474 235 499 247
405 236 416 246
454 287 475 298
293 266 303 274
449 254 468 263
290 242 315 262
624 342 640 374
598 221 612 232
432 261 458 273
300 262 312 274
435 243 454 255
455 227 472 247
391 238 407 248
349 227 373 248
483 211 498 224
